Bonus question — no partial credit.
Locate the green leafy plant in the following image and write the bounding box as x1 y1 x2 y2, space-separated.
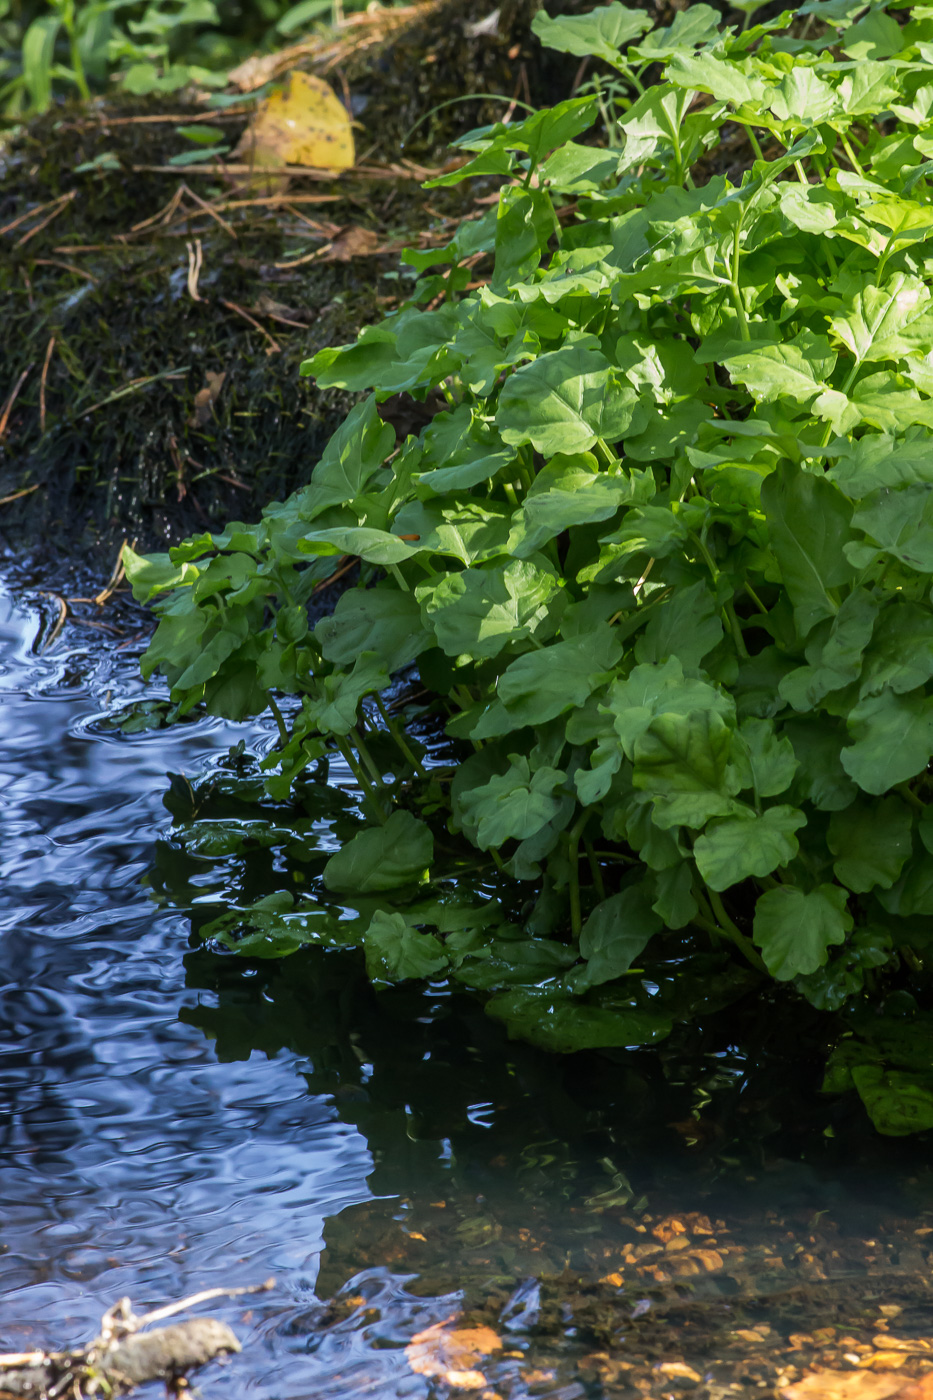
0 0 380 114
130 0 933 1132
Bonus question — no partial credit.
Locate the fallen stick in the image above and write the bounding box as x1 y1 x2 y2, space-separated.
0 1319 240 1398
0 1280 273 1399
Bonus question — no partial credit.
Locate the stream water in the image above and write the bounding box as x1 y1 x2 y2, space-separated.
3 570 933 1400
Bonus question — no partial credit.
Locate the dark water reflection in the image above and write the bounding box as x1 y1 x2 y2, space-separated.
3 575 933 1399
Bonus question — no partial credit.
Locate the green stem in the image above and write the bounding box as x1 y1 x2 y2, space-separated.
388 562 410 593
840 131 866 177
706 888 767 974
337 739 388 822
725 599 749 660
374 692 429 779
566 811 590 941
267 695 290 748
594 437 620 469
353 726 390 793
729 219 751 341
743 581 769 616
585 839 606 901
744 126 765 162
896 781 926 813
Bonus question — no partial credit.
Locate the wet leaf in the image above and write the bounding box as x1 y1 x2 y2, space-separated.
406 1321 502 1391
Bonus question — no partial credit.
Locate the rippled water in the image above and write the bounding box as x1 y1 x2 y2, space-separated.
4 571 933 1400
0 579 377 1386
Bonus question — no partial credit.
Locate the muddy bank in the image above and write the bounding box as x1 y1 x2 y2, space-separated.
0 0 588 574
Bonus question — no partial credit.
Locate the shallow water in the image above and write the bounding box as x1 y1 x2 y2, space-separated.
3 572 933 1400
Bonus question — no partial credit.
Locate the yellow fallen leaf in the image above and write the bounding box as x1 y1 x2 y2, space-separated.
782 1372 910 1400
236 70 355 171
406 1321 502 1392
656 1362 702 1383
860 1355 909 1371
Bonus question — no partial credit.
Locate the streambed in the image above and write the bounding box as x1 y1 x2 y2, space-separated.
3 569 933 1399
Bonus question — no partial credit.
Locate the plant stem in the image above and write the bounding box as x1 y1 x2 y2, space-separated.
729 219 751 341
744 126 765 162
585 839 606 901
336 739 387 822
388 562 410 593
374 692 429 778
267 694 289 748
566 812 590 940
840 131 866 177
725 599 749 659
353 726 390 794
896 781 926 813
743 581 769 616
706 888 767 973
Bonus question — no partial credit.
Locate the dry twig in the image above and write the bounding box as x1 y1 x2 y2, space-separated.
39 337 56 434
0 366 33 440
220 299 282 353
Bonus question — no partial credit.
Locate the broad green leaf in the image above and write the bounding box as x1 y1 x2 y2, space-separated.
841 689 933 794
633 5 721 60
578 886 661 989
363 910 448 983
304 654 389 737
509 455 650 558
778 588 880 711
827 433 933 497
607 657 734 759
632 710 743 829
315 588 429 670
417 559 559 658
302 396 395 519
454 937 577 990
761 462 857 639
633 578 724 670
737 717 798 797
297 525 422 566
753 884 852 980
828 797 913 892
847 484 933 574
840 9 905 59
496 345 641 456
828 273 933 366
851 1065 933 1137
493 185 559 292
125 546 199 605
667 50 768 106
458 755 566 849
392 499 511 566
860 602 933 696
497 627 622 726
722 331 838 412
617 85 694 169
650 862 698 929
767 65 838 125
323 810 433 893
694 805 805 891
530 4 654 70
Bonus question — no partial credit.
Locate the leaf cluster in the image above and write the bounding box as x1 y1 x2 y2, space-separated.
129 0 933 1131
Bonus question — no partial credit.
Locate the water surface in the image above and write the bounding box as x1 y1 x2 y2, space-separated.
3 573 933 1400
